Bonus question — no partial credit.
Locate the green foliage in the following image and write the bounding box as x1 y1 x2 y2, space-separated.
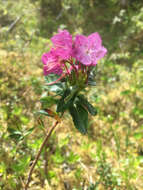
78 95 98 116
56 89 71 113
69 102 88 134
12 155 31 175
40 71 97 134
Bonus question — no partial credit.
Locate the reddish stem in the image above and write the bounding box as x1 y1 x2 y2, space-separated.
67 59 79 79
86 66 91 84
47 73 66 85
63 62 70 75
66 58 77 72
25 121 59 190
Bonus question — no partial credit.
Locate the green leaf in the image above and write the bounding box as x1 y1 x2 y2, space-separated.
134 132 143 140
137 156 143 164
51 148 65 164
87 67 97 86
121 90 131 96
56 89 73 113
40 96 56 107
9 133 23 141
56 87 80 113
12 106 22 116
44 75 65 94
48 170 57 179
64 87 79 103
8 128 23 141
69 102 88 134
66 152 80 164
50 85 63 93
38 110 50 116
87 81 96 86
12 155 31 174
20 115 30 124
45 74 59 84
78 95 97 116
24 127 35 137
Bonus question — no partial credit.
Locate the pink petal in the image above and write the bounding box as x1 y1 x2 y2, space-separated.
42 50 63 76
87 32 102 48
51 30 73 60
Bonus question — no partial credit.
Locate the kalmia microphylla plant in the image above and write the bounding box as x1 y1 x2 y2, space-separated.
40 29 107 134
25 30 107 189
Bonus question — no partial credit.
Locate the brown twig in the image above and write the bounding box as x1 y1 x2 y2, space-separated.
44 141 48 177
7 16 21 33
19 177 25 189
24 121 59 190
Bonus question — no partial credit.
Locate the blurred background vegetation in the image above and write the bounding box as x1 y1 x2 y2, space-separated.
0 0 143 189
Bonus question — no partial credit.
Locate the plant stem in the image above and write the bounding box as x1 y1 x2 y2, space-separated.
86 66 91 84
46 73 66 85
63 62 70 75
24 120 59 190
44 141 48 177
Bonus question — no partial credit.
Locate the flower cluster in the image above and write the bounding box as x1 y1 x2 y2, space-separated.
42 30 107 85
41 30 107 134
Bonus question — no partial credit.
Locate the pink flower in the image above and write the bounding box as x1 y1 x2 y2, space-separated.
41 50 63 75
73 32 107 66
42 30 107 79
51 30 73 60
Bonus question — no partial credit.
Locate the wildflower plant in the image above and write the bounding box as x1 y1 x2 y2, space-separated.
25 30 107 189
40 30 107 134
